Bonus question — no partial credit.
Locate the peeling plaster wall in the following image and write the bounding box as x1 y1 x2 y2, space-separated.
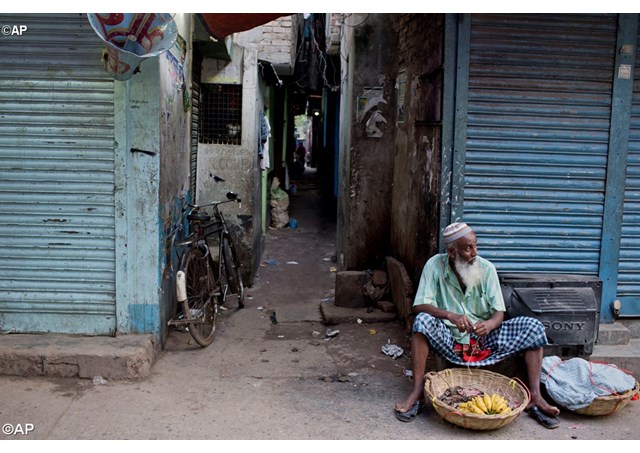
114 59 162 336
391 14 444 284
198 44 263 285
337 14 399 270
157 16 193 343
114 15 194 341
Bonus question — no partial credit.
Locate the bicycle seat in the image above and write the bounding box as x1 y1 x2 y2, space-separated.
187 212 211 222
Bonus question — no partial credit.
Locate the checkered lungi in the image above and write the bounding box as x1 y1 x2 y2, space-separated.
412 313 547 366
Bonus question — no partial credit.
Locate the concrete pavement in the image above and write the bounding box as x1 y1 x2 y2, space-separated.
1 173 639 442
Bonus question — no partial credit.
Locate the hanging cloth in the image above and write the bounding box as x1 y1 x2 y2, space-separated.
259 112 271 170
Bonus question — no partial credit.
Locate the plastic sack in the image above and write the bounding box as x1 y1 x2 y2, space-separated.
269 176 289 228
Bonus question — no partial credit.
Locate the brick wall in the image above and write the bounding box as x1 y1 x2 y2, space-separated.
257 14 301 74
326 13 345 55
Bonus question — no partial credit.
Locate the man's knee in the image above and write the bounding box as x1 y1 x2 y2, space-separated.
412 312 436 332
504 316 548 350
523 316 547 339
506 316 546 334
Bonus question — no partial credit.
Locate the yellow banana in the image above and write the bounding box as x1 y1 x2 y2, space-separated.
491 393 499 409
483 393 493 413
493 401 508 414
459 395 515 416
460 403 477 414
471 406 486 415
455 393 516 416
467 403 485 415
474 396 488 413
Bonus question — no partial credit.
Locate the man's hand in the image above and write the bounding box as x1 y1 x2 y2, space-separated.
473 311 504 337
449 313 474 333
473 320 493 337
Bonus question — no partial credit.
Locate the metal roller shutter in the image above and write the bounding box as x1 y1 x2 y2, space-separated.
0 14 116 334
617 33 640 306
460 13 618 274
190 50 202 203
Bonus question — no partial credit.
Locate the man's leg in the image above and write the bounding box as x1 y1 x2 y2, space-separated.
524 347 560 417
394 332 429 413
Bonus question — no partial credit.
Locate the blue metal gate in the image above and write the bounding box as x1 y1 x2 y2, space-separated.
451 14 618 275
616 32 640 316
0 14 116 334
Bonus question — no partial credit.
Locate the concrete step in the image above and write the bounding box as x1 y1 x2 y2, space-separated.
0 333 159 381
590 338 640 381
319 300 397 325
596 322 631 345
618 318 640 338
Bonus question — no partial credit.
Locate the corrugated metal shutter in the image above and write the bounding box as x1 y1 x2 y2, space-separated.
617 33 640 303
461 14 618 274
190 50 202 203
0 14 116 334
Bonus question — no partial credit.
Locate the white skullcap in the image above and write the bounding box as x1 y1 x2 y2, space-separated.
443 222 473 244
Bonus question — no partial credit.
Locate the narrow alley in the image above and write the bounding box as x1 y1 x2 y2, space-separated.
1 11 640 446
1 170 639 442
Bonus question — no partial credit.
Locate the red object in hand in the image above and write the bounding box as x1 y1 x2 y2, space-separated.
454 339 491 362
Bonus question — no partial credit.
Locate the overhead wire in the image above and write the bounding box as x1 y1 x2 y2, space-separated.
290 14 372 97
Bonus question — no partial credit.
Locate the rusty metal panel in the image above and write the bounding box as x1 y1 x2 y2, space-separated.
0 14 116 334
617 31 640 313
461 13 617 274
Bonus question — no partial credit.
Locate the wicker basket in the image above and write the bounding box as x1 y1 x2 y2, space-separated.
573 381 639 416
424 368 530 431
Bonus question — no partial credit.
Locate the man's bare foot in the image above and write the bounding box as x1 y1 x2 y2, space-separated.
528 396 560 417
395 389 423 413
394 399 416 413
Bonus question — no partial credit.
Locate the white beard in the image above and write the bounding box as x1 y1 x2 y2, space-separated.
454 256 483 289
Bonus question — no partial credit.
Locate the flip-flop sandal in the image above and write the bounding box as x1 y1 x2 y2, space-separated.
526 405 560 429
395 400 424 422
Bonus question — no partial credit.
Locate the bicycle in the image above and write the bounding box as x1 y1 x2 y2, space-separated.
168 192 245 347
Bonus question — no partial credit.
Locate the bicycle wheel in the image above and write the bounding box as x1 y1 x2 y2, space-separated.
180 246 219 346
222 234 245 308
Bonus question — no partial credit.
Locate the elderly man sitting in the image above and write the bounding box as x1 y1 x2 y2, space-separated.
394 222 560 428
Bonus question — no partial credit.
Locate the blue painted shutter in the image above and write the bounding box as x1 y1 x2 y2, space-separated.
617 33 640 307
461 14 618 274
0 14 116 334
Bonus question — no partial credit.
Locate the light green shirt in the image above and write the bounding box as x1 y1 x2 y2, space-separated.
413 253 505 343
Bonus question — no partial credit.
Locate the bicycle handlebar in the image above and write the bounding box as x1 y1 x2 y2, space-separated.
184 192 241 212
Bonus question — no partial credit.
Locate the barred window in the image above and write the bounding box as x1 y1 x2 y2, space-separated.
199 84 242 145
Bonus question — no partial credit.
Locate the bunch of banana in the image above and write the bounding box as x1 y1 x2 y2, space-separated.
457 393 512 415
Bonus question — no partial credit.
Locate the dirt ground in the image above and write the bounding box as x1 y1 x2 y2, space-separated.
1 169 639 447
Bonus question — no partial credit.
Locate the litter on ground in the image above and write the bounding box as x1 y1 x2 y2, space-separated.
325 328 340 338
381 341 404 359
